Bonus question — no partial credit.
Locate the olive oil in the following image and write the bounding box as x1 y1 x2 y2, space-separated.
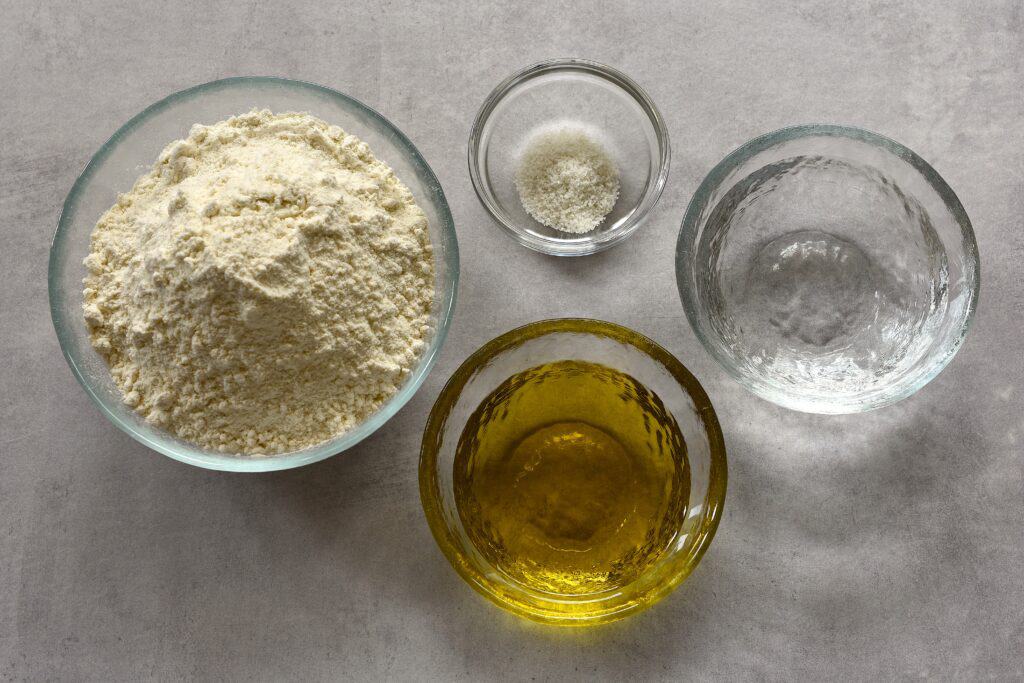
453 360 689 595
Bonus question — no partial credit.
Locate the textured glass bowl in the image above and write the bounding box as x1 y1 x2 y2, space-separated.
677 125 979 413
468 59 670 256
419 319 726 625
49 77 458 472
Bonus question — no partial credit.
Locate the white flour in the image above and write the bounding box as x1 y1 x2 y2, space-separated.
83 110 435 455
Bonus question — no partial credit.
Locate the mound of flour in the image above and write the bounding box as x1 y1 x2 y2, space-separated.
83 110 435 454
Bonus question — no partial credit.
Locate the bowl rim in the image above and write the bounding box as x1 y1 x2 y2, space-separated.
467 58 671 257
675 123 981 414
48 76 459 472
419 318 727 625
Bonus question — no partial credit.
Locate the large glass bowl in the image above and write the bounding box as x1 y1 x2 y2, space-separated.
419 319 726 625
49 77 458 472
468 59 670 256
677 125 979 414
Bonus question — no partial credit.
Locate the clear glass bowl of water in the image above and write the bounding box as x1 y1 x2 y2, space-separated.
676 125 979 414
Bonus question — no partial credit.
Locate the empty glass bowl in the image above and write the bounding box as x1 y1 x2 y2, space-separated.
419 319 726 625
677 125 980 413
49 77 458 471
468 59 670 256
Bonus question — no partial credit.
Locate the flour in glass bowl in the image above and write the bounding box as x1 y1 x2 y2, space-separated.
82 110 435 455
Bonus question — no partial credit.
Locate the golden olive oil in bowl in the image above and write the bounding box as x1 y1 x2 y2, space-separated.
454 360 690 595
421 320 726 625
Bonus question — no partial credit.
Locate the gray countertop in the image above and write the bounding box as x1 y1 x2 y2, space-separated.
2 1 1022 680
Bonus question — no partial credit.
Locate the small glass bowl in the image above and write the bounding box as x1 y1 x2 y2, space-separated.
676 125 980 414
468 59 670 256
419 319 727 625
49 77 458 472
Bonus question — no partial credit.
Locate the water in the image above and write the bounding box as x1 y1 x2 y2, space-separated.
698 156 949 405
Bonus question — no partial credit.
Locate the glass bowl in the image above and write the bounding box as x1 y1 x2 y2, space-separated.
419 319 726 625
677 125 979 414
468 59 670 256
48 77 459 472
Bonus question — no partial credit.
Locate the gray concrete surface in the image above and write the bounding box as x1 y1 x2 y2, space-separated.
2 1 1022 680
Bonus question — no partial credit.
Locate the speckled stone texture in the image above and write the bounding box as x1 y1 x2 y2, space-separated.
1 1 1021 680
